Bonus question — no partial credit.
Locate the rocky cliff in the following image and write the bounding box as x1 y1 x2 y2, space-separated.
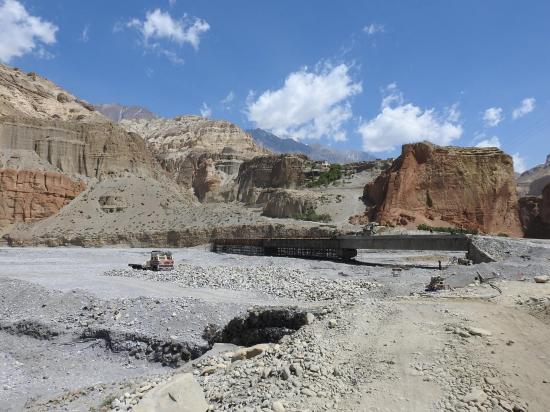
364 142 523 236
0 168 84 227
517 154 550 197
542 184 550 225
236 154 309 204
121 116 267 201
0 64 196 244
0 64 106 123
519 183 550 239
259 189 320 219
0 116 156 179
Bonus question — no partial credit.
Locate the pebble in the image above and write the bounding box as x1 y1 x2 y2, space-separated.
301 388 316 397
271 401 285 412
466 326 492 337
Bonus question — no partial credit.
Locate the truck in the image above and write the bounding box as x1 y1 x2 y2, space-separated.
129 250 174 271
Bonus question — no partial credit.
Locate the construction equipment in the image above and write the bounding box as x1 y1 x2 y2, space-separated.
425 275 446 292
129 250 174 271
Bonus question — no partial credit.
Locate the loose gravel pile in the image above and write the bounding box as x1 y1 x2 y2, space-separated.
104 264 377 302
470 236 540 260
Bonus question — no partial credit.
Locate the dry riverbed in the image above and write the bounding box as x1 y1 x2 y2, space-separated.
0 240 550 411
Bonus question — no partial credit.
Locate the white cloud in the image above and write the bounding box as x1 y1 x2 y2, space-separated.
358 84 463 153
363 23 384 35
221 91 234 110
128 9 209 50
200 102 211 118
483 107 503 127
475 136 501 148
0 0 58 63
512 153 526 173
512 97 536 119
246 63 362 142
159 49 184 64
79 24 90 43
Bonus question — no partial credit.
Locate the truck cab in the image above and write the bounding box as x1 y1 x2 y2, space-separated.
149 250 174 271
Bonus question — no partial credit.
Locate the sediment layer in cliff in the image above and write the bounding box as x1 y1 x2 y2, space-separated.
0 168 85 227
364 142 523 236
0 116 157 179
121 116 267 201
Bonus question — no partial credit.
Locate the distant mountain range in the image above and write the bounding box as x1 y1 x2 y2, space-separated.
517 154 550 196
247 128 374 164
94 105 373 164
94 103 157 122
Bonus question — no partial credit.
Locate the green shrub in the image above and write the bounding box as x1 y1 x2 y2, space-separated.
417 223 478 235
293 209 332 223
307 164 343 187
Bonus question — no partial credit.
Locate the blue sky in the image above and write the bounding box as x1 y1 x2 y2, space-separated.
1 0 549 170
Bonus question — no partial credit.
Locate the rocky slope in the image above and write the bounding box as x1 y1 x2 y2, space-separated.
0 65 195 244
517 154 550 196
364 142 523 236
95 103 158 122
121 116 267 202
0 64 105 123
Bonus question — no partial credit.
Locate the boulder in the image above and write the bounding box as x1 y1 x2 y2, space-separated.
230 343 270 361
363 142 523 236
133 373 208 412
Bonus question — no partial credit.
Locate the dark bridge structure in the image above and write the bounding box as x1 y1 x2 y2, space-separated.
212 234 475 262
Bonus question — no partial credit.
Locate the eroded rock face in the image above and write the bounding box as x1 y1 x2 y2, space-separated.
121 116 266 201
364 142 523 236
260 189 320 218
542 184 550 224
0 168 85 227
0 116 156 179
236 154 308 204
519 184 550 238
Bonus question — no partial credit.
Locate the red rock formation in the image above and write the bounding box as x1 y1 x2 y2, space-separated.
0 168 85 227
364 142 523 236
